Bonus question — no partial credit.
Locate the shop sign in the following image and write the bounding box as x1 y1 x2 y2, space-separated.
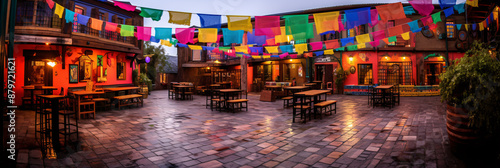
315 56 331 63
14 35 72 45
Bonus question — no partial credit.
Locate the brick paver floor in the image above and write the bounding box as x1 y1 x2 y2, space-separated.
11 91 499 167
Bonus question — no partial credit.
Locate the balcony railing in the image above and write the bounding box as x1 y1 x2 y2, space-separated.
73 23 136 45
16 0 62 29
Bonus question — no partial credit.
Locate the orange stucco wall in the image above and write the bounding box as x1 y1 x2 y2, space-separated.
12 44 135 106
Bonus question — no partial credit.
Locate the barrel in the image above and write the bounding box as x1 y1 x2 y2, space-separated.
446 104 481 154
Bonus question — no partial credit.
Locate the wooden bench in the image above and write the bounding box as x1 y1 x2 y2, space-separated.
282 96 293 108
226 99 249 112
314 100 337 119
113 94 144 110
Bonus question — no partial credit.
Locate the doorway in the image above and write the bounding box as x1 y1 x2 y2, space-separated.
425 62 445 85
23 50 58 86
315 64 335 90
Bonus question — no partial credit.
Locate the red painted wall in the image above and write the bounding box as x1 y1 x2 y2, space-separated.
342 51 380 85
12 44 135 106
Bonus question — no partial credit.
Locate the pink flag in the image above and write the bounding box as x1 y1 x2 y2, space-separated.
338 16 345 31
279 52 289 59
309 42 323 51
372 30 386 41
421 16 433 26
136 26 151 41
175 28 195 44
409 0 434 16
255 16 281 37
114 1 137 11
369 9 379 27
46 0 55 9
216 35 223 43
105 22 118 32
369 41 380 47
290 54 298 59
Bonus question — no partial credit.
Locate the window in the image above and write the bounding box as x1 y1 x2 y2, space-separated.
358 64 373 85
116 18 124 24
75 5 85 15
347 28 356 37
446 20 455 38
192 50 202 61
99 12 106 20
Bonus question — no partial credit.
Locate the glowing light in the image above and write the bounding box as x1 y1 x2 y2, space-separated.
439 56 443 59
214 60 221 64
207 67 210 70
47 61 56 67
385 56 389 60
403 57 406 60
290 59 293 62
45 42 50 45
348 56 353 61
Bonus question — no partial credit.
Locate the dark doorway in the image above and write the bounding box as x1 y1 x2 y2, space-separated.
425 62 444 85
315 64 334 90
23 50 58 86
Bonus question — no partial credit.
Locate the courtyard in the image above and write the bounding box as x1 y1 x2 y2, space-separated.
13 91 496 168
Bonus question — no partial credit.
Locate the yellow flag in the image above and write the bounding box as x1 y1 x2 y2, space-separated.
313 11 340 34
357 43 366 49
227 15 253 32
262 55 271 59
465 24 469 31
54 3 64 18
168 11 192 26
294 43 308 55
251 56 261 59
161 40 172 47
265 46 279 54
355 34 371 44
324 49 334 55
466 0 478 7
235 45 249 54
275 27 293 44
401 32 410 40
188 45 202 50
198 28 218 43
479 22 484 31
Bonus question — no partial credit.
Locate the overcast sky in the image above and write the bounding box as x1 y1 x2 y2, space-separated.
124 0 466 56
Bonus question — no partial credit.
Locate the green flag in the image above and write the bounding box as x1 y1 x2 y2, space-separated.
388 36 397 43
140 7 163 21
120 25 134 37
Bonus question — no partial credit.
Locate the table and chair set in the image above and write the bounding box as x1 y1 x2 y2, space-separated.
368 84 400 108
289 89 337 123
22 85 144 157
206 88 248 113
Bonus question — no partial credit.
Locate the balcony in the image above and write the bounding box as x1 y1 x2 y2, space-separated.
73 23 135 45
15 0 138 48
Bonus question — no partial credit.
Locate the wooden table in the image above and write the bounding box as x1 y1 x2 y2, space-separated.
37 94 65 151
173 85 194 100
284 86 309 96
217 82 231 89
374 85 394 108
294 90 330 104
265 85 282 91
209 84 221 90
218 89 243 111
103 87 140 95
71 91 104 114
23 86 58 109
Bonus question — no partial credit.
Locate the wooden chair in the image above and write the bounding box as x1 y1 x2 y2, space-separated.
185 87 194 100
282 96 293 108
226 90 248 113
59 96 79 147
371 86 383 108
210 90 224 111
392 84 400 106
292 94 311 123
168 83 176 99
93 87 111 111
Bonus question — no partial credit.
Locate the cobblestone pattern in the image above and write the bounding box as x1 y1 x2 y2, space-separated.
13 91 471 167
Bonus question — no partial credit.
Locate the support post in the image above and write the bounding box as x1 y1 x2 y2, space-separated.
240 56 247 91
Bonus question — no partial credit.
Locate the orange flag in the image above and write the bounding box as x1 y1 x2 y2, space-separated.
382 38 389 44
90 18 103 31
376 2 406 23
387 25 404 37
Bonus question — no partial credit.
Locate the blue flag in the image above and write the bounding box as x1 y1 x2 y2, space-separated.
313 51 324 56
150 36 160 43
222 28 244 46
407 20 420 31
155 28 172 40
279 45 294 53
444 7 454 17
439 0 456 9
456 24 462 30
340 37 355 47
77 14 90 25
198 14 221 29
454 3 465 14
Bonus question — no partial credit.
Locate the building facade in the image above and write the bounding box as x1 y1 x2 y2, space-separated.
11 0 144 106
176 3 498 94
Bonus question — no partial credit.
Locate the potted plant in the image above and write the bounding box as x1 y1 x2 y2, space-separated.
335 68 349 94
439 41 500 157
138 73 152 99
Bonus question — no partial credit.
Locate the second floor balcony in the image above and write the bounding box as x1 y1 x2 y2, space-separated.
15 0 138 47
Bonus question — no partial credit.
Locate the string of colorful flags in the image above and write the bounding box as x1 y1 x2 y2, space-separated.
45 0 495 60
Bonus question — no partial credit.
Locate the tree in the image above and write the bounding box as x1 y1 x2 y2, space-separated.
142 42 174 83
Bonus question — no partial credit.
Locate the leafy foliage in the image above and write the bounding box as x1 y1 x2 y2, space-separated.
139 73 152 91
132 69 139 86
142 42 174 83
439 41 500 133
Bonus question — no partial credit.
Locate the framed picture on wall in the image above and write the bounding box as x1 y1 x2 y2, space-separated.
117 62 126 80
69 64 78 83
79 56 93 82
